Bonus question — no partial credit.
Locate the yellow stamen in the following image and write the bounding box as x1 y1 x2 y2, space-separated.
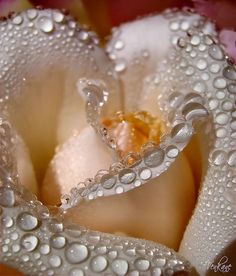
102 111 165 160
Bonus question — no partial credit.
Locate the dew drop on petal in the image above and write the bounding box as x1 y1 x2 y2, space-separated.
38 17 54 33
65 243 88 264
17 212 38 231
90 256 108 272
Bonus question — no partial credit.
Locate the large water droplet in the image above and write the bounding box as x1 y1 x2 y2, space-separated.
21 234 38 252
111 259 129 275
227 150 236 166
69 268 84 276
119 169 136 184
227 83 236 94
210 150 226 166
38 17 54 33
17 212 38 231
213 77 227 89
90 255 108 272
139 168 152 180
53 11 64 23
223 66 236 80
2 216 14 228
50 234 66 249
134 258 150 271
171 123 193 143
208 45 224 60
143 148 165 167
12 15 23 25
49 255 62 268
65 243 88 264
182 102 208 120
166 146 179 158
27 9 38 20
101 174 116 189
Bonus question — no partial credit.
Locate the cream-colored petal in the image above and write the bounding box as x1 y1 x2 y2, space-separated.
42 126 113 205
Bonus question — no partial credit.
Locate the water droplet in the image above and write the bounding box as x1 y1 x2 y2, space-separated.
168 92 184 108
139 168 152 180
111 259 129 275
21 234 38 252
223 66 236 80
0 188 15 207
87 232 100 244
79 31 89 41
227 151 236 166
152 267 162 276
52 11 64 23
182 102 208 120
185 66 195 76
38 17 54 33
227 83 236 94
169 21 179 31
216 127 227 138
119 169 136 184
180 20 190 30
12 15 23 25
17 212 38 231
193 81 206 93
209 45 224 60
222 100 233 111
190 35 200 46
49 255 62 268
101 174 116 189
213 77 227 89
27 9 38 20
154 257 166 267
209 63 220 74
115 60 126 73
143 148 165 167
215 113 229 125
69 268 84 276
2 216 13 228
210 150 226 166
47 219 63 233
12 244 20 253
171 123 192 143
50 234 66 249
196 59 207 70
134 258 150 271
115 185 124 194
65 243 88 264
166 146 179 158
90 256 108 272
40 244 50 255
108 250 118 259
216 90 225 100
114 40 124 50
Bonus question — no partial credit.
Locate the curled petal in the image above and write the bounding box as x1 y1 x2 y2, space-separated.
219 29 236 62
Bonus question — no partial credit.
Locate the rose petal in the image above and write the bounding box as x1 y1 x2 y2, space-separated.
219 29 236 62
194 0 236 29
0 0 32 16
